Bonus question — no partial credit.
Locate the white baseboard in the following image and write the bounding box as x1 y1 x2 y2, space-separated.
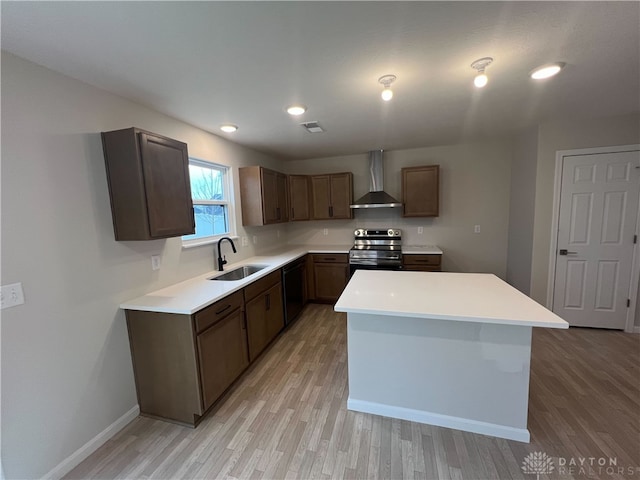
347 397 530 443
42 405 139 480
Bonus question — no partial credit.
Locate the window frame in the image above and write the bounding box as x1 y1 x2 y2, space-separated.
182 158 237 249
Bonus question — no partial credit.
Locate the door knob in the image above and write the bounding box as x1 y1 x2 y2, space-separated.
559 249 578 256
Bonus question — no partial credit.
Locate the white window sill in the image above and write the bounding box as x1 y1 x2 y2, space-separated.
182 235 239 250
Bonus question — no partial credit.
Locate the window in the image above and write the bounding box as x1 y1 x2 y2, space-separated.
182 159 235 246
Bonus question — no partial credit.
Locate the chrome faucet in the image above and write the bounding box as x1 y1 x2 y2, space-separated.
217 237 237 271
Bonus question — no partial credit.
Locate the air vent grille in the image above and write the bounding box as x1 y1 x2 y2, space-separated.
300 121 324 133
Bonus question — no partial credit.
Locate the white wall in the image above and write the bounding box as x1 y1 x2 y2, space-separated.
285 140 514 277
506 128 539 294
0 52 285 479
529 113 640 305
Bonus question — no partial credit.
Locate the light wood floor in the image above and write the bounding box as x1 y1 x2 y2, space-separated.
66 304 640 480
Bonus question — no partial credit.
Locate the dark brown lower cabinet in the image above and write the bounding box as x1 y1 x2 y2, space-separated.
197 308 249 411
126 290 249 427
402 254 442 271
312 254 350 303
245 280 284 361
125 268 289 426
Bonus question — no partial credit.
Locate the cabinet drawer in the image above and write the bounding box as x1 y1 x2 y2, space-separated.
403 266 441 272
312 253 348 264
194 290 244 334
403 254 441 267
244 270 281 302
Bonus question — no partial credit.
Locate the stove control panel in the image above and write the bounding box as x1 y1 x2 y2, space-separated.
354 228 401 238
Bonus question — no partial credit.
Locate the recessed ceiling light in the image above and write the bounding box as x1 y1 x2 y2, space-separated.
220 124 238 133
287 105 307 116
530 63 565 80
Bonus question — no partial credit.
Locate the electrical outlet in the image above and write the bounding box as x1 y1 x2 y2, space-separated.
323 228 329 236
1 282 25 309
253 235 258 244
151 255 161 270
241 236 248 247
474 225 481 234
418 227 424 234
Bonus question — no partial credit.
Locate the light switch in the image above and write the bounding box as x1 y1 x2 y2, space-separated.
474 225 481 234
418 227 424 234
151 255 161 270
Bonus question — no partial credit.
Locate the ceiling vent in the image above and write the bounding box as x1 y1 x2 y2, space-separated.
300 121 324 133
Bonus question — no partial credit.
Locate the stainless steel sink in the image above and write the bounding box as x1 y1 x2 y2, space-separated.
209 265 267 281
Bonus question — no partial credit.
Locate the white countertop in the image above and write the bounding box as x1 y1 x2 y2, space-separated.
121 243 445 315
120 244 351 314
334 270 568 329
402 245 443 255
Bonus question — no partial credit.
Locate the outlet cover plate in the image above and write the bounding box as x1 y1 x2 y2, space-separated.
1 282 25 309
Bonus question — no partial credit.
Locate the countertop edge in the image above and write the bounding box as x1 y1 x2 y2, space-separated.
333 306 569 329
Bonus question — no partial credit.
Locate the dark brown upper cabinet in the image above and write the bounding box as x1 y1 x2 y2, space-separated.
288 175 311 221
239 166 289 226
101 127 195 240
402 165 440 217
310 172 353 220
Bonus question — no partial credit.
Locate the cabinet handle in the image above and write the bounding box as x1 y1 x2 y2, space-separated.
291 207 294 219
329 206 333 217
215 304 231 315
276 207 281 219
323 257 336 261
265 293 271 311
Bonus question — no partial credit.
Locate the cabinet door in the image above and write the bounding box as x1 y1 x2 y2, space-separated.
313 263 350 302
329 173 353 219
261 169 280 224
276 173 289 222
246 283 284 361
197 308 249 411
402 165 439 217
310 175 331 220
289 175 310 221
139 132 195 238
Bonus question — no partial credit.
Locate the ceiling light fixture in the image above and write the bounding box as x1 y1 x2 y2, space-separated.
530 62 565 80
220 124 238 133
378 74 396 101
471 57 493 88
286 105 307 116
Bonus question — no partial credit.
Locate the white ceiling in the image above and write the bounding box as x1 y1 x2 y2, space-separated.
2 2 639 160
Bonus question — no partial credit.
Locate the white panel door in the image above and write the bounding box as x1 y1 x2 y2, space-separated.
553 150 640 329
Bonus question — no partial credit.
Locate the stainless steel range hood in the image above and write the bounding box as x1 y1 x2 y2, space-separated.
350 150 402 209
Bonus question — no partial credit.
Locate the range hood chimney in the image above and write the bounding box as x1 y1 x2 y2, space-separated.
350 150 402 208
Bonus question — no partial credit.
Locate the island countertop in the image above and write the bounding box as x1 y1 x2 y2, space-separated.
334 270 568 329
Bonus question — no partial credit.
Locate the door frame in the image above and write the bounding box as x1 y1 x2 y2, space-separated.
546 144 640 333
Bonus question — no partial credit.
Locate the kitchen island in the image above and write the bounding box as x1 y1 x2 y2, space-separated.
334 270 568 442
